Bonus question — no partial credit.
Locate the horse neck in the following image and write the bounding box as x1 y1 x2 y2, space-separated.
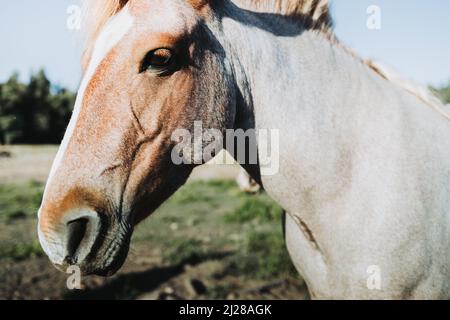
215 6 437 196
217 8 402 133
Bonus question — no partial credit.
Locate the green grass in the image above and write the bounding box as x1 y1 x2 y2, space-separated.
163 238 207 265
224 196 283 223
170 180 236 205
224 229 297 279
134 180 244 244
206 284 233 299
0 178 298 282
0 242 43 261
0 180 43 222
133 180 297 280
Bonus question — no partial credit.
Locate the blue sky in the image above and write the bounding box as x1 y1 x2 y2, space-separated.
1 0 449 90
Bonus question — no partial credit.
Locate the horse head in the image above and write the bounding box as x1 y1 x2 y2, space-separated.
37 0 236 276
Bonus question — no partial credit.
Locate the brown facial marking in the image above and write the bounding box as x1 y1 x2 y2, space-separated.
39 186 104 235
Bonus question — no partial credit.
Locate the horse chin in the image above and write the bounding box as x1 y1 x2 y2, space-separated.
90 239 131 277
87 217 134 277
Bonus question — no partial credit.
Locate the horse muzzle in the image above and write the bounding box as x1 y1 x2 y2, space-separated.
38 208 131 277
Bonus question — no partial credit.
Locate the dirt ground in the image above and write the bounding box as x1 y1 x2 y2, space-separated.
0 249 308 300
0 146 309 300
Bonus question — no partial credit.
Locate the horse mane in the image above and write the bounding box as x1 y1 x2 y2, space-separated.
367 60 450 120
242 0 333 30
234 0 449 116
83 0 333 48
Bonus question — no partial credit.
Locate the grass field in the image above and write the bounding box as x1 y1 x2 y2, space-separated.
0 146 308 300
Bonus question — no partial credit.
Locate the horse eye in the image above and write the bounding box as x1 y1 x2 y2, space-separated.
141 48 174 72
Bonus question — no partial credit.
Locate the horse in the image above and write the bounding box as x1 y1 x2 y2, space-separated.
37 0 450 299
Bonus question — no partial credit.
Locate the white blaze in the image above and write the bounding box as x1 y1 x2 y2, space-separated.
39 7 134 217
37 6 134 264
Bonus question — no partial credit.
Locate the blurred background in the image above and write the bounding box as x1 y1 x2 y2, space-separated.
0 1 449 300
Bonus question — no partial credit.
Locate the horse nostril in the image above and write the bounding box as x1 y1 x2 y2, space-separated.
66 218 89 263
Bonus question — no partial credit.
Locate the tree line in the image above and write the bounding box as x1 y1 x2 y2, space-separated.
0 70 75 144
0 70 449 145
435 83 450 105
